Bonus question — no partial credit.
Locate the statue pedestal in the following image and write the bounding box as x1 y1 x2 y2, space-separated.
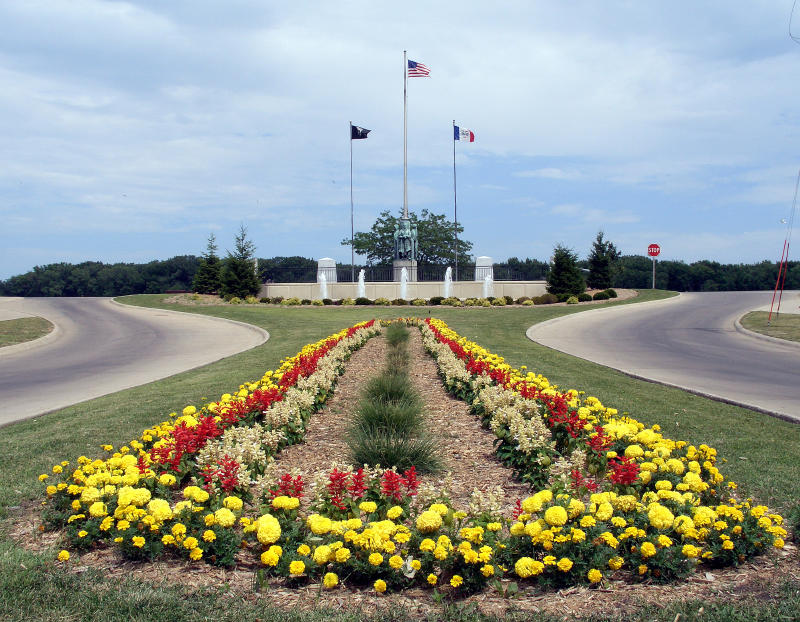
393 259 417 282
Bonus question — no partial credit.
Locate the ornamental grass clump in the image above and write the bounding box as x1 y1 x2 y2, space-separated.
346 322 441 475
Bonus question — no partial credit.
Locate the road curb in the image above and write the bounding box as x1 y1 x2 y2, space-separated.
0 315 62 358
109 298 270 346
733 314 800 351
526 291 684 341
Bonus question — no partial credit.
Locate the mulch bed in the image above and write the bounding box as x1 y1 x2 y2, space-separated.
5 321 797 619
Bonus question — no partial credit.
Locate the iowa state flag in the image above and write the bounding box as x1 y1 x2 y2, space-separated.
454 125 475 142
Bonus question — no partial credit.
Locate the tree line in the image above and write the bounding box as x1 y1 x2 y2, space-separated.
1 216 796 296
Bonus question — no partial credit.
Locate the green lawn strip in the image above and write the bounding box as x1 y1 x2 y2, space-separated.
741 310 800 343
0 316 53 347
1 291 798 621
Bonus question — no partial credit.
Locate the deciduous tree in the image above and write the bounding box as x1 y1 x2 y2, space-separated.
341 209 472 265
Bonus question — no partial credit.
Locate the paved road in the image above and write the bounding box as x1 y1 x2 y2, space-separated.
0 297 268 426
526 291 800 422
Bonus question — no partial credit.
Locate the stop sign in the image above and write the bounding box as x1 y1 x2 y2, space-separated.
648 243 661 257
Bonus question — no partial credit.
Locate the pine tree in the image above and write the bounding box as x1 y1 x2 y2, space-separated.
192 233 222 294
546 244 586 295
220 225 261 298
586 231 621 290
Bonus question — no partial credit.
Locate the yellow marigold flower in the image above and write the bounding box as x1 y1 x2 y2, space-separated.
434 546 448 561
387 505 403 520
510 522 526 536
487 522 502 532
46 485 57 496
640 542 657 558
450 575 464 588
289 560 305 576
272 496 300 511
335 547 351 563
71 500 82 511
171 523 186 538
202 530 216 542
297 543 311 556
647 504 675 530
359 501 377 514
88 502 108 518
481 564 495 577
682 544 701 558
323 572 339 589
261 545 282 567
132 536 145 548
39 474 48 482
625 445 644 459
419 538 436 553
158 474 176 486
429 503 449 516
183 536 198 550
608 556 624 570
221 495 243 511
638 564 648 575
394 531 410 544
57 550 70 562
306 514 332 535
389 555 404 570
557 557 573 572
427 573 438 586
189 547 203 561
657 535 673 548
515 557 544 578
774 538 785 549
255 514 281 544
588 569 603 584
722 540 734 550
368 552 383 566
374 579 387 593
313 545 332 565
162 534 175 546
595 502 614 521
544 505 568 527
416 510 443 533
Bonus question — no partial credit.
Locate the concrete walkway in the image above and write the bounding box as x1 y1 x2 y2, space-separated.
0 297 268 426
526 291 800 422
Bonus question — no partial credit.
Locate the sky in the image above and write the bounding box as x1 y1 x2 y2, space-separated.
2 1 800 280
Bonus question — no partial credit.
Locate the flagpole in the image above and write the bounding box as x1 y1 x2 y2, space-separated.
453 120 458 282
350 122 354 283
403 50 408 220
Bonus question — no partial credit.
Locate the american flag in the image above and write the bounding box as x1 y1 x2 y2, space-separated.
407 59 430 77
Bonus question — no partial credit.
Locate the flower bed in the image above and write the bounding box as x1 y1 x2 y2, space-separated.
40 317 786 597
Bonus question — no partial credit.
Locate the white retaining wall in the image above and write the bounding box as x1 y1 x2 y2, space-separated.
258 281 548 301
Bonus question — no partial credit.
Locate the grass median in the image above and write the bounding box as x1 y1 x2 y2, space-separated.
741 310 800 344
0 290 797 622
0 316 53 348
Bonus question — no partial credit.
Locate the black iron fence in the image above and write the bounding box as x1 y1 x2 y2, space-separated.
333 263 547 283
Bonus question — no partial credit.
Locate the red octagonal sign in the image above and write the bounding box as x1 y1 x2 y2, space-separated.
648 243 661 257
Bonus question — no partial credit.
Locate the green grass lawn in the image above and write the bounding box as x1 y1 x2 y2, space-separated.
1 291 797 622
0 316 53 347
741 310 800 343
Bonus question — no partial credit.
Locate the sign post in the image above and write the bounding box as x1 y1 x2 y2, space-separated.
648 243 661 289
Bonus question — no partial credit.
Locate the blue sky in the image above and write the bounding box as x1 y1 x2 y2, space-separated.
2 1 800 279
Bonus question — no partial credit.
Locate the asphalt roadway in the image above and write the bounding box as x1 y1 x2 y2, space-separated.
0 297 268 426
526 291 800 422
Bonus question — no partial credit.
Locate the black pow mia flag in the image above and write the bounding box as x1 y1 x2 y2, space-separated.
351 125 371 139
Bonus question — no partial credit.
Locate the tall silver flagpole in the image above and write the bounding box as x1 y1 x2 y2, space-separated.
453 120 458 281
350 122 354 283
403 50 408 220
